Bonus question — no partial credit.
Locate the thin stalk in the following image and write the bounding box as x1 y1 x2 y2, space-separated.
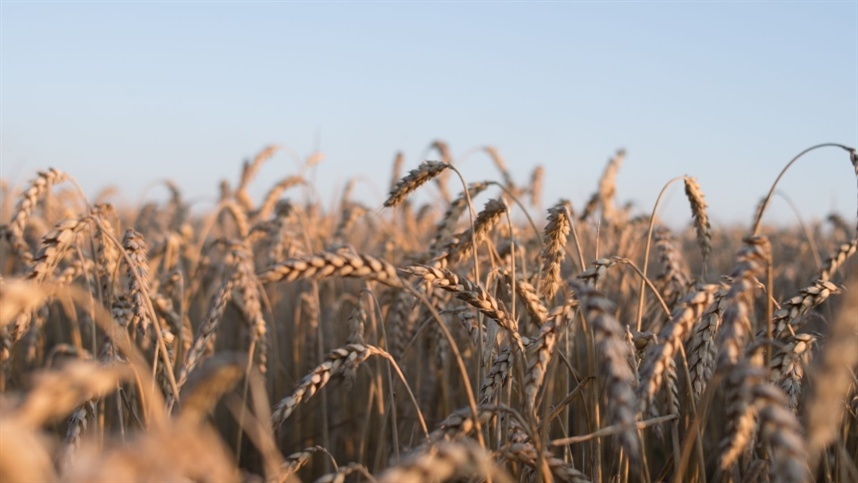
636 177 684 332
752 143 854 236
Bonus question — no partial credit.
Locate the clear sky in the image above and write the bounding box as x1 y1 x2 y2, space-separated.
2 1 856 228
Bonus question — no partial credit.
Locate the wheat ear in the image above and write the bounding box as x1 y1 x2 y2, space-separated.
259 251 401 287
384 161 449 207
637 283 720 415
539 200 571 300
683 176 712 267
404 264 525 352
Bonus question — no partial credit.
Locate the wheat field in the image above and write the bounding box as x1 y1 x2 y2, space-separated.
0 142 856 483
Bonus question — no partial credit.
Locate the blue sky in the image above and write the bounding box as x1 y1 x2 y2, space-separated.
2 1 856 227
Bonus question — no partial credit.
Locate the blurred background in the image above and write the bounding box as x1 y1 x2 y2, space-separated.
2 1 856 226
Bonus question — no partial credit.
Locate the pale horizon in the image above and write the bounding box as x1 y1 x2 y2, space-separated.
2 1 856 228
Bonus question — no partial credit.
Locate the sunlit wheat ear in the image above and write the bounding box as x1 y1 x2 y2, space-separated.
235 145 277 211
524 299 577 412
403 265 525 352
805 272 858 470
330 203 367 248
760 279 840 340
637 283 720 415
92 203 121 306
218 199 250 239
271 344 384 426
384 288 418 361
3 215 93 354
483 145 515 190
123 229 153 346
687 285 728 401
818 237 858 281
683 176 712 265
428 139 453 202
506 272 547 327
343 301 368 387
754 383 809 483
719 360 809 482
230 242 268 374
574 282 641 466
377 440 513 483
5 167 68 265
596 149 625 224
29 215 93 284
11 361 131 428
716 236 771 371
0 280 49 329
177 275 236 389
579 192 600 223
266 200 303 263
253 175 304 221
384 160 450 207
445 197 507 264
528 165 544 206
653 226 691 309
454 310 487 353
480 344 513 402
770 332 815 411
58 400 96 472
258 251 401 287
539 199 571 301
718 361 762 470
389 151 405 192
160 180 186 230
